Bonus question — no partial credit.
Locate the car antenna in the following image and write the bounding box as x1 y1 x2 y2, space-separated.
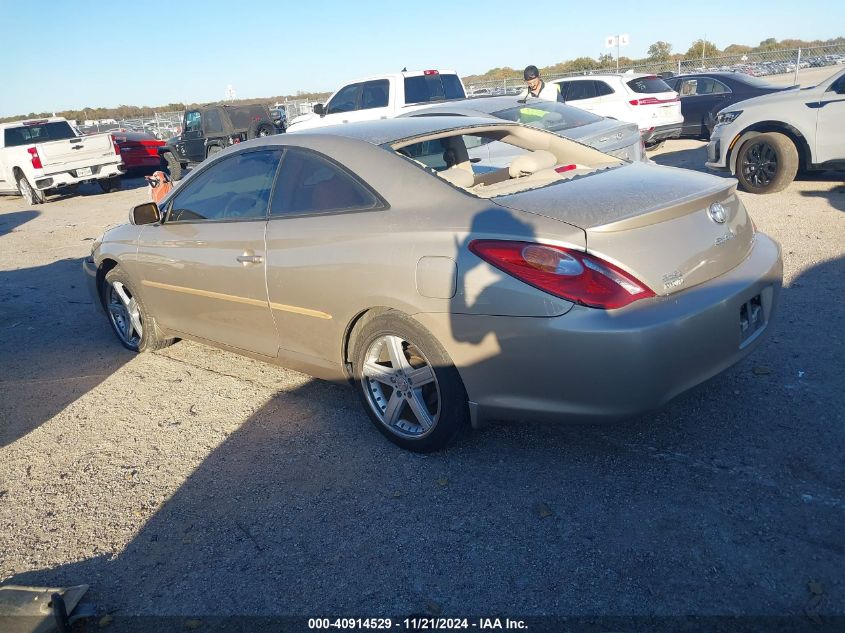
401 67 407 72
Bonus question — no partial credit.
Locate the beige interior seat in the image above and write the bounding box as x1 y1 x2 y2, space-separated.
508 150 557 178
439 167 474 188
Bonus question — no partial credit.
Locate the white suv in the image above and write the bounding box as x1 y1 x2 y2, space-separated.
551 74 683 148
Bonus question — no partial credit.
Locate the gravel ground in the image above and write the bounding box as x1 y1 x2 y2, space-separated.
0 144 843 625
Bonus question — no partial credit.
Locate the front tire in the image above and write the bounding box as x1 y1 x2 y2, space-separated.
17 173 45 205
102 268 173 353
162 151 183 181
352 312 469 452
736 132 798 194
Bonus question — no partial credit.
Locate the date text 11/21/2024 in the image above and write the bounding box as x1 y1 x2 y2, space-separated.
307 618 528 630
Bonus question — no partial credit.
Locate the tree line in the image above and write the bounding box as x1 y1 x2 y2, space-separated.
2 35 842 124
462 35 845 84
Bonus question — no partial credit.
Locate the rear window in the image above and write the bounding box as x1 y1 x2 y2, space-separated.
492 101 601 131
626 76 674 94
227 105 269 130
404 73 466 104
4 121 77 147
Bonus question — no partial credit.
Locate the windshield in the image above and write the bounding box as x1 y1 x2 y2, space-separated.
491 101 602 132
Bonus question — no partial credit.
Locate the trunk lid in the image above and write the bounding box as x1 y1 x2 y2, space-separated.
568 119 642 161
38 133 116 169
493 163 754 296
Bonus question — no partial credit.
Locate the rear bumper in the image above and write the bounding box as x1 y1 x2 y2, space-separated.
35 161 125 190
414 233 782 426
643 123 682 143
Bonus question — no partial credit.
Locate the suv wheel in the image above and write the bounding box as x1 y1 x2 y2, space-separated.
736 132 798 194
162 152 183 181
248 120 275 139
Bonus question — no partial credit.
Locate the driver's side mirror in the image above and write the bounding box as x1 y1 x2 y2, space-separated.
130 202 161 225
313 103 325 116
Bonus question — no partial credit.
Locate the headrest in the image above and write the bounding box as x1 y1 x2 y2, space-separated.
439 167 474 188
508 150 557 177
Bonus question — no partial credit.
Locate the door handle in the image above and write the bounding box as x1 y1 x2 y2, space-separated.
236 254 263 264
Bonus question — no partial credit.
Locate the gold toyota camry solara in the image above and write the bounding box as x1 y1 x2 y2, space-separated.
84 117 782 452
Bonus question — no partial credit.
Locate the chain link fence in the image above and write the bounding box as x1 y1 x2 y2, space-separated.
465 44 845 96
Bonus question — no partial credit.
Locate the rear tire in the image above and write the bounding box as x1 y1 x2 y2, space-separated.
16 173 44 205
247 120 275 139
162 151 183 181
735 132 798 194
102 267 173 353
98 175 121 193
352 312 469 452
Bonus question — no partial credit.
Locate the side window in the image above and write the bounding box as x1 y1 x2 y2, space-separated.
168 150 281 222
566 81 597 101
360 80 389 110
829 74 845 93
557 81 570 99
679 79 699 96
708 79 731 95
326 84 361 114
185 111 201 133
595 81 615 97
205 109 224 134
270 149 380 216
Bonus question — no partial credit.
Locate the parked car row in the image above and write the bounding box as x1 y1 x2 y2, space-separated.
683 53 845 78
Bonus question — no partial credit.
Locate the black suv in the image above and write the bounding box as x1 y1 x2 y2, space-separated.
159 103 278 180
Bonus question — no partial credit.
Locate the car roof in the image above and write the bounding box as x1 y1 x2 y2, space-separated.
551 73 657 81
0 117 68 129
286 115 514 146
338 69 460 84
407 95 604 119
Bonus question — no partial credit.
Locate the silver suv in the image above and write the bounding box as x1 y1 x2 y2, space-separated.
705 68 845 194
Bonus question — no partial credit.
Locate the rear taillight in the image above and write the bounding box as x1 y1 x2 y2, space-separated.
27 147 42 169
628 97 680 106
469 240 655 309
110 134 120 155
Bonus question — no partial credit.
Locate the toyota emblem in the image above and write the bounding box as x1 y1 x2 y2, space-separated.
708 202 727 224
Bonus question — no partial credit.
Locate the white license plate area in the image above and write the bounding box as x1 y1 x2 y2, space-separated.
77 167 92 177
739 293 765 343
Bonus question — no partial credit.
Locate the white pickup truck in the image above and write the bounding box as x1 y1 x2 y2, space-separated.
0 117 125 204
287 69 467 132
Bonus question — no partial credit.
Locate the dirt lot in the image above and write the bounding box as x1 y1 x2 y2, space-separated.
0 143 843 625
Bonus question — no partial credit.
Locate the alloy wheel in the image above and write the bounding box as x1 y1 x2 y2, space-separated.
741 141 778 188
361 335 441 439
107 281 143 347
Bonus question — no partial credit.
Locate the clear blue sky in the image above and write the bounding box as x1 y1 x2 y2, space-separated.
1 0 842 117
